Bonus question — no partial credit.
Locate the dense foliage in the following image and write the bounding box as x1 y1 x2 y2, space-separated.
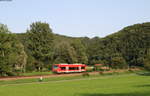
0 22 150 76
86 23 150 68
0 24 27 76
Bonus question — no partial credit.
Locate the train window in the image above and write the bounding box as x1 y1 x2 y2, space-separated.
69 67 79 70
81 67 85 69
60 67 66 70
53 65 58 69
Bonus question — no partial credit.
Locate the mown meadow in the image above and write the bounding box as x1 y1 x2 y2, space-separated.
0 73 150 96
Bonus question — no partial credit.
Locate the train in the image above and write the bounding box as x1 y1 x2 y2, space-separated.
52 64 86 73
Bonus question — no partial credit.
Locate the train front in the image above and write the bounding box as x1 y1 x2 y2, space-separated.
52 64 59 73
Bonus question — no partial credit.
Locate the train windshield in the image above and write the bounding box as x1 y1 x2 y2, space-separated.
53 65 58 69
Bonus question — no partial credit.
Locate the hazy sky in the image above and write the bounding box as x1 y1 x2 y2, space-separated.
0 0 150 37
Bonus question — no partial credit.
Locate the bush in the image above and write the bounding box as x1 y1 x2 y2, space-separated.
85 66 94 72
6 72 17 76
144 57 150 71
111 57 127 69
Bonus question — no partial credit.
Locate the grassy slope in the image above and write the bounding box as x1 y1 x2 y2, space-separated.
0 74 150 96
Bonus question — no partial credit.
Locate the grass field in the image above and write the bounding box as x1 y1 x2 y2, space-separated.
21 71 52 76
0 73 150 96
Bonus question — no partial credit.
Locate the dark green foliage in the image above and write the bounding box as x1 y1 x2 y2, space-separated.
0 24 27 76
71 39 88 64
143 49 150 70
111 57 127 69
86 22 150 69
26 22 54 71
1 22 150 74
52 35 88 64
52 41 78 64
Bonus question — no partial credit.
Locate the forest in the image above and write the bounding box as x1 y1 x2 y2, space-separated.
0 22 150 76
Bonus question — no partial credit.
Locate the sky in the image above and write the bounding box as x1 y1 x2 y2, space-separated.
0 0 150 38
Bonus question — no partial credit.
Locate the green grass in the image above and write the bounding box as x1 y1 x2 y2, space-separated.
0 75 85 85
21 71 52 76
0 73 107 85
0 73 150 96
0 71 132 85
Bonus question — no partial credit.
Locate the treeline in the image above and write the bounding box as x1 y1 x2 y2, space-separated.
86 23 150 69
0 22 150 76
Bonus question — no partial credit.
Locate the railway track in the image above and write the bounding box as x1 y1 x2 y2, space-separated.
0 72 100 81
0 69 138 81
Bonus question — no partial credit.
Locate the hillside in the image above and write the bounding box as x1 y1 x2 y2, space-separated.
0 22 150 76
86 22 150 68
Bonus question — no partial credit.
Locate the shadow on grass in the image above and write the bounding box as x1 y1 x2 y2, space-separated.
80 92 150 96
136 72 150 76
135 84 150 87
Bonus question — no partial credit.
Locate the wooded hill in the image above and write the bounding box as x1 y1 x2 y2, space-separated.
0 22 150 76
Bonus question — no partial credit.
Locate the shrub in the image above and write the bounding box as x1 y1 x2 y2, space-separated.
144 57 150 71
6 72 17 76
85 66 94 72
111 57 127 69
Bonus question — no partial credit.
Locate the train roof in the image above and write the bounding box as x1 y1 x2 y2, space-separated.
54 64 85 65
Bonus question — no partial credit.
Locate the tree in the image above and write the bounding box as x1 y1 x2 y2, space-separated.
52 41 78 64
26 22 54 71
111 57 127 69
144 49 150 70
0 24 27 76
71 39 88 64
87 22 150 68
11 22 150 71
8 41 27 73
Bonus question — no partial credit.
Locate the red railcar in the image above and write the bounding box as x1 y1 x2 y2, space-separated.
52 64 86 73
